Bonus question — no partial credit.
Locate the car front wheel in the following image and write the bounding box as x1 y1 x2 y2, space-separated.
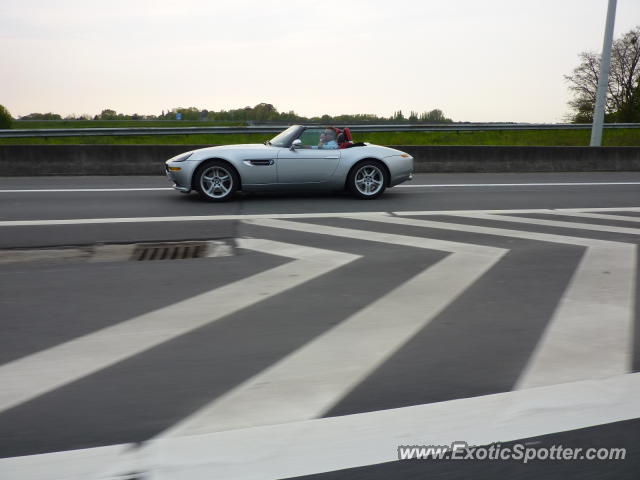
348 161 387 199
194 161 238 202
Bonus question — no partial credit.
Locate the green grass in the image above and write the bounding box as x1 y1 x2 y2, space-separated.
12 120 245 129
0 129 638 146
356 129 640 146
0 133 274 145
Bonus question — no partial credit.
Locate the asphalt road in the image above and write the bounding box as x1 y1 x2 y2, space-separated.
2 171 640 223
0 172 639 480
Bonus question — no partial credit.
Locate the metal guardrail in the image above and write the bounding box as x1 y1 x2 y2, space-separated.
0 123 639 138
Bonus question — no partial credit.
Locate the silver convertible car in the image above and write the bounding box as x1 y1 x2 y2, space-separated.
165 125 413 201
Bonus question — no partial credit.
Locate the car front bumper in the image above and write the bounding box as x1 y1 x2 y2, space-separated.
165 159 199 193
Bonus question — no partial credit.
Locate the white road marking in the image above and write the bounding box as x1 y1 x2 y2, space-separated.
0 208 638 479
3 373 639 480
450 211 640 235
161 219 506 437
0 239 359 414
0 181 639 193
205 240 234 257
543 211 640 223
2 207 640 227
396 182 640 187
0 212 388 227
0 188 172 193
560 206 640 212
0 443 132 480
517 246 637 389
356 213 636 388
394 207 640 216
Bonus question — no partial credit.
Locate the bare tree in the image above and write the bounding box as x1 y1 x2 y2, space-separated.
565 26 640 122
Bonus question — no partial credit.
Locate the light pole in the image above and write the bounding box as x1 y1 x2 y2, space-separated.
590 0 617 146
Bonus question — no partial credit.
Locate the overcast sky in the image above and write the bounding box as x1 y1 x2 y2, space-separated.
1 0 639 122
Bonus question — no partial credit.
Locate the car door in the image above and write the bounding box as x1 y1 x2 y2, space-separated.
235 146 279 186
276 128 341 184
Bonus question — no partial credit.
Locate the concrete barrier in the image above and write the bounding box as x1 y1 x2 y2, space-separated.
400 145 640 173
1 145 639 176
0 145 189 176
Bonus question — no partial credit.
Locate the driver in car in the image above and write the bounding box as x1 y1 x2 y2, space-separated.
316 128 338 149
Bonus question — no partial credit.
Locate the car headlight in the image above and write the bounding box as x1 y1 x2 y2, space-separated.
169 152 193 163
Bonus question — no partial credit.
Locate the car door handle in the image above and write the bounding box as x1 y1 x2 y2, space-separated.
246 159 275 166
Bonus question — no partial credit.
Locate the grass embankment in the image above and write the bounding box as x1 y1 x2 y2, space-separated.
0 133 274 145
360 129 640 146
0 129 638 146
12 120 244 129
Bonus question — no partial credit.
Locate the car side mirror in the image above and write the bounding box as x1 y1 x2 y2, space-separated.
290 139 302 150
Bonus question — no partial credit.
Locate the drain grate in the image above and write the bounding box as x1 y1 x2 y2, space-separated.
132 242 208 261
0 240 234 264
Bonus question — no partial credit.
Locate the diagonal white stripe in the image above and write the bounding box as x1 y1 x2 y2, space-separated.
543 211 640 223
0 239 359 414
452 212 640 235
160 219 506 437
355 213 636 388
516 245 637 389
3 373 639 480
122 373 640 480
560 207 640 212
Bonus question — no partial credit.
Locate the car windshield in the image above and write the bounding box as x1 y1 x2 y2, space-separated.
268 125 301 147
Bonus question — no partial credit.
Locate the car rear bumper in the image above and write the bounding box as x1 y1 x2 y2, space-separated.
385 155 414 187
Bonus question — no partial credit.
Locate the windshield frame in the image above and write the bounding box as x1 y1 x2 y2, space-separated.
268 125 304 148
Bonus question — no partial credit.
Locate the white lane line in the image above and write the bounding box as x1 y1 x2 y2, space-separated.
1 182 639 193
397 182 640 188
1 207 640 227
3 373 639 480
449 212 640 235
161 219 506 437
0 239 359 414
358 213 636 388
0 212 387 227
0 188 173 193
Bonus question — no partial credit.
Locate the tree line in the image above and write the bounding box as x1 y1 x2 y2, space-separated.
15 104 453 124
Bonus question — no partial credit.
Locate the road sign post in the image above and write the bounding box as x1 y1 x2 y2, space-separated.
590 0 617 146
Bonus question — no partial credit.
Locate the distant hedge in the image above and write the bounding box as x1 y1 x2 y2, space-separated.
0 105 12 129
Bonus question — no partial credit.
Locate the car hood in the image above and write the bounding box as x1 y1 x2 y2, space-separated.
194 144 272 154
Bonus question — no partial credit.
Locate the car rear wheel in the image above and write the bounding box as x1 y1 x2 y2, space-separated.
348 161 387 199
194 161 238 202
